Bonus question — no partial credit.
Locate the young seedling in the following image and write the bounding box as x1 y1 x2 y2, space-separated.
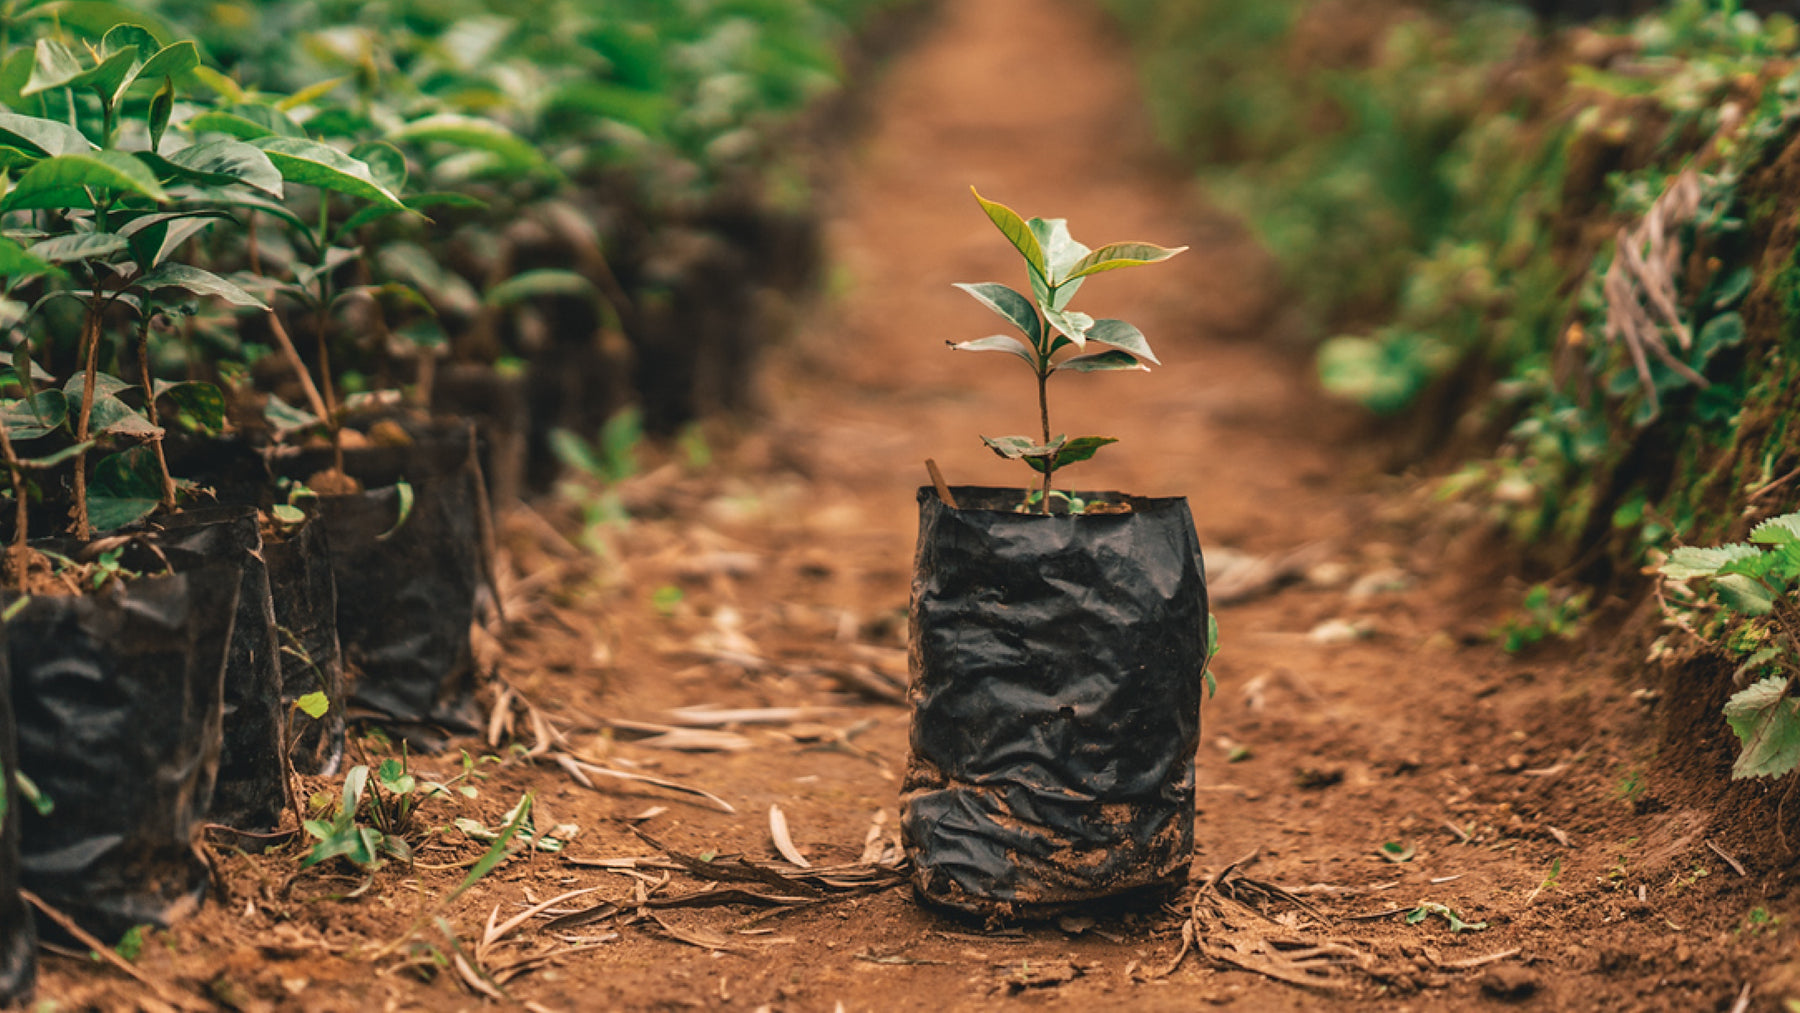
950 188 1184 512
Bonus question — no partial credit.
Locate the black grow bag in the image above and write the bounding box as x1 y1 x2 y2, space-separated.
0 621 35 1005
264 515 345 776
901 486 1208 919
152 507 288 832
274 423 488 735
9 564 240 943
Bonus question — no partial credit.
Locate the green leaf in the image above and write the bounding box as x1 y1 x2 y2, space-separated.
88 445 163 530
263 393 318 435
0 390 67 440
153 379 226 431
484 269 595 307
1697 312 1745 359
449 792 532 902
271 503 306 526
1716 574 1776 616
377 480 414 541
88 394 161 438
1751 513 1800 547
1028 217 1091 285
1083 318 1160 365
375 757 414 796
1061 241 1187 283
1043 305 1094 347
981 434 1065 460
947 335 1036 367
119 209 228 269
1725 676 1800 779
1024 435 1117 473
0 112 95 158
188 104 305 141
254 136 403 208
100 25 158 62
27 232 128 264
970 186 1046 282
338 191 486 233
0 234 62 280
1661 544 1763 580
128 41 197 89
389 114 545 172
953 282 1040 346
2 151 167 211
147 78 173 153
135 263 268 309
1054 349 1146 373
349 141 406 195
163 139 283 198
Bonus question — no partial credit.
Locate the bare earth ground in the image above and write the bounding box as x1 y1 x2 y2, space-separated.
38 1 1800 1010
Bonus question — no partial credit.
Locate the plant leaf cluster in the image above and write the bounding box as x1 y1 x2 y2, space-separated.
952 187 1183 505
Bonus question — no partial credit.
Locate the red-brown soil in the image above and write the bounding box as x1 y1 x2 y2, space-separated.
36 1 1800 1010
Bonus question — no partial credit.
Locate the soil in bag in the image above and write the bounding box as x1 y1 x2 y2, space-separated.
0 621 36 1006
9 562 240 943
151 507 287 833
264 515 345 776
274 421 488 740
901 486 1208 920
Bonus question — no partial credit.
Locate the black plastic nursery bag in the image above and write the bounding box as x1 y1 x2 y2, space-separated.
264 516 345 776
901 486 1208 918
0 621 35 1005
9 564 240 943
155 507 288 832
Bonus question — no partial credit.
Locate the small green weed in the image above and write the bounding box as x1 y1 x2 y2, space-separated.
1495 583 1589 653
1404 903 1486 932
1741 905 1783 935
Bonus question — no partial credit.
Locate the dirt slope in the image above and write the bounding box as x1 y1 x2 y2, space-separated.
38 0 1794 1010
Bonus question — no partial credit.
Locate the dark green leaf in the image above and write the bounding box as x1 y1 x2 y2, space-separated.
120 210 228 269
135 263 267 309
484 269 595 307
88 445 162 530
148 78 173 153
1024 435 1117 473
953 282 1041 346
0 112 95 158
153 379 226 431
1054 349 1146 373
163 139 283 198
27 232 128 264
3 151 167 211
947 335 1036 367
254 136 403 208
87 394 161 438
1697 312 1745 359
0 390 67 440
1083 318 1160 365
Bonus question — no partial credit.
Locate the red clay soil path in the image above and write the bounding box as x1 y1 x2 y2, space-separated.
39 0 1792 1009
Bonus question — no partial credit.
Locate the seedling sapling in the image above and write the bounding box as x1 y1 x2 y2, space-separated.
950 188 1185 512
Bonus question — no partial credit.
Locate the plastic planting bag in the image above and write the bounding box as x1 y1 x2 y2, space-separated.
9 564 240 942
155 507 288 832
277 422 489 737
264 516 345 776
0 622 36 1005
901 486 1208 919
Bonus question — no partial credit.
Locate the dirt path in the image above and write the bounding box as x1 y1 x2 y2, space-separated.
40 1 1783 1010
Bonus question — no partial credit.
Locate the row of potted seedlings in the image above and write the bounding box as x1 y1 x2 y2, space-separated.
0 5 882 997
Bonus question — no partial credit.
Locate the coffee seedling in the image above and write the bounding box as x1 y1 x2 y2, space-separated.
950 188 1184 511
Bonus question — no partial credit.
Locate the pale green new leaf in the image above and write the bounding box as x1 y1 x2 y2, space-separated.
254 136 402 208
953 282 1040 345
0 235 61 280
1724 676 1800 779
948 335 1037 367
2 150 167 210
389 114 546 172
970 186 1046 281
295 691 329 719
1661 544 1763 580
1751 513 1800 547
484 269 594 307
1062 241 1187 283
1043 305 1094 347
